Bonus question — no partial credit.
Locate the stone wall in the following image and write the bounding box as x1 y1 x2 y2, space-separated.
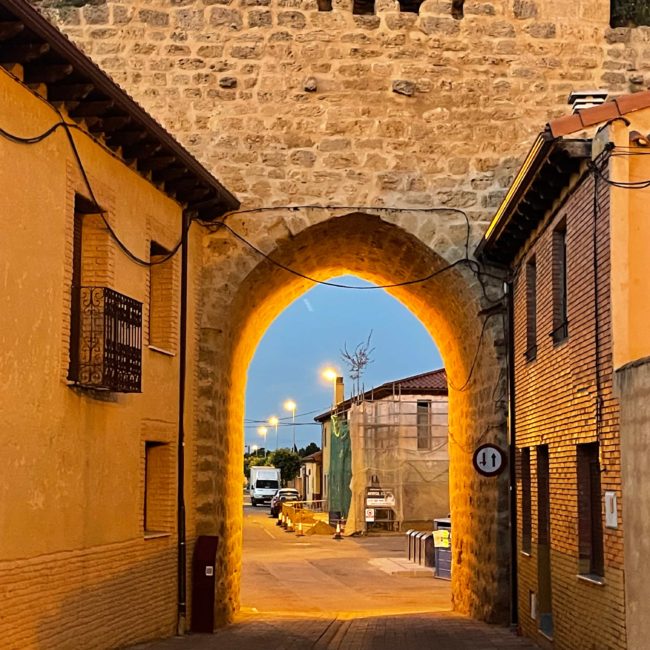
195 210 509 623
34 0 650 217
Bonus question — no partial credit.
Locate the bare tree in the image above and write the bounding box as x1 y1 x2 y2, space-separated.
341 331 375 398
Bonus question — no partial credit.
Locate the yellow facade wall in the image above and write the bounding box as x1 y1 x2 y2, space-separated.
608 112 650 370
0 66 200 647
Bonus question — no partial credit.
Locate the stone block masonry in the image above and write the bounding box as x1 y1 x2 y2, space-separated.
35 0 650 217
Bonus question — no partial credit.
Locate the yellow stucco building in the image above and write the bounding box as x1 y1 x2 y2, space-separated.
0 1 237 647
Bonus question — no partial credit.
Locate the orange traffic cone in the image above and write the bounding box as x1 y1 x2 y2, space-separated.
287 518 294 532
296 521 304 537
333 520 342 540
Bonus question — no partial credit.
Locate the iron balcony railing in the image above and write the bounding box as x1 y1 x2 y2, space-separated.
69 286 142 393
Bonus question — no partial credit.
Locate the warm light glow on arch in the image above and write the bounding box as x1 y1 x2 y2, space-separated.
198 212 509 626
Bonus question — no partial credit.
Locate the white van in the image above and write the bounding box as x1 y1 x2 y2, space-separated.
249 466 281 506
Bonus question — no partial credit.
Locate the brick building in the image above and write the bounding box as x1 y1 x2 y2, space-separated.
0 1 237 647
479 91 650 648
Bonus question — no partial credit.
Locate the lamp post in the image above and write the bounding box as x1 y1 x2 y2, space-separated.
283 399 297 452
257 426 268 457
269 416 279 451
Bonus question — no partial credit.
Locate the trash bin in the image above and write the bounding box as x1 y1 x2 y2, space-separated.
433 518 451 580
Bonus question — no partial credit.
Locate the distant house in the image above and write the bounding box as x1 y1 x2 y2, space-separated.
299 450 323 501
316 369 449 532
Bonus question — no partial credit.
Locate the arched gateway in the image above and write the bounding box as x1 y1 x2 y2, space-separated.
193 208 509 624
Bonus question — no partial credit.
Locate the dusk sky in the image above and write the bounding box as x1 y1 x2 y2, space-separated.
245 274 443 452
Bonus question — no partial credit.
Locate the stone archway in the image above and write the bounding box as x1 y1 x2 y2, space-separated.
194 209 509 625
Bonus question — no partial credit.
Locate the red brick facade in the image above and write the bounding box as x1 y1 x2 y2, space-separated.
512 167 625 649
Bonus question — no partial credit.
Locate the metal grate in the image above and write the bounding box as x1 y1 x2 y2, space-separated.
69 286 142 393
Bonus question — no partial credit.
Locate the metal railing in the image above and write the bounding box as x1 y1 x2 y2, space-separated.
69 286 142 393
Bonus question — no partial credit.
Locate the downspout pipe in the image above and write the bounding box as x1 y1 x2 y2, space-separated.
506 280 518 627
177 210 190 635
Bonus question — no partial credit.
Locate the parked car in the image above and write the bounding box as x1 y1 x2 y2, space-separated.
270 488 301 517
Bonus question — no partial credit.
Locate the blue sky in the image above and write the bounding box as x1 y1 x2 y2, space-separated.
245 275 443 451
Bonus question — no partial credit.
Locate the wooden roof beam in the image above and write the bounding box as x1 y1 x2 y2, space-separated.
24 62 73 83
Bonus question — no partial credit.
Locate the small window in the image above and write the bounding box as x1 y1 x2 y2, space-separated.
611 0 650 27
144 441 172 535
537 445 550 546
551 221 568 344
525 258 537 361
149 241 175 352
416 401 431 450
353 0 375 15
577 443 604 577
317 0 332 10
521 448 532 553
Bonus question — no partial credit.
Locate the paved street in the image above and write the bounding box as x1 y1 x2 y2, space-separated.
132 502 537 649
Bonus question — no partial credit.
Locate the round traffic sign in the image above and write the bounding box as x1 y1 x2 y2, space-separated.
472 443 507 477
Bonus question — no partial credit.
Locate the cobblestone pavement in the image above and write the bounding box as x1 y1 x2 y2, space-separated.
131 503 538 649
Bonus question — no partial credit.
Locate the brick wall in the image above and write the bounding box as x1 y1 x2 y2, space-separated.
0 537 177 650
513 166 625 648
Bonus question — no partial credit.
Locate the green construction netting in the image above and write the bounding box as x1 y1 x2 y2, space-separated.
328 414 351 519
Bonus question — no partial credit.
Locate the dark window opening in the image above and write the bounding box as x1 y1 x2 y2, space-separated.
577 443 604 577
317 0 333 10
398 0 424 12
353 0 375 15
149 241 175 351
611 0 650 27
525 258 537 361
416 400 431 450
451 0 464 19
536 445 554 638
551 220 568 344
144 441 170 534
521 448 532 553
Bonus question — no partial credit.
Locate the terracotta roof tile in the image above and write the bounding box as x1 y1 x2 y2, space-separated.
547 90 650 138
389 368 448 392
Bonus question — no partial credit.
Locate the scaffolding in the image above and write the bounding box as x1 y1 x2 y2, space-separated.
344 392 449 534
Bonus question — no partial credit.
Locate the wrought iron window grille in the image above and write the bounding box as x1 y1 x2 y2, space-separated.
68 286 142 393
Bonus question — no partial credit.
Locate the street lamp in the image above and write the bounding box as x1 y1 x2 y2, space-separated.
257 426 268 456
269 416 279 451
283 399 297 451
322 367 338 409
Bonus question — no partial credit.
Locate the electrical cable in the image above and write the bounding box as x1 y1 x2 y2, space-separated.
0 114 185 266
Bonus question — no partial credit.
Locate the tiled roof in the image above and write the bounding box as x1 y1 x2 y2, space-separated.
382 368 447 392
301 450 322 463
314 368 447 422
548 90 650 138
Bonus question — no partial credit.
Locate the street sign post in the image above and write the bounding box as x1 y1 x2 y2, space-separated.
472 443 507 477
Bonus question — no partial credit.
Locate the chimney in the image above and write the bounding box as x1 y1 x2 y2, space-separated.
567 90 609 114
335 377 344 405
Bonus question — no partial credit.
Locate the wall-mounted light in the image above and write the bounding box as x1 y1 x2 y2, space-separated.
629 130 650 146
